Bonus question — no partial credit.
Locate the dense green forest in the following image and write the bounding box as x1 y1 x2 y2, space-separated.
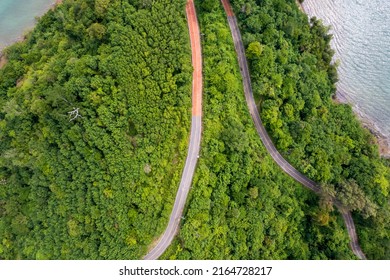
228 0 390 258
0 0 389 260
162 1 359 260
0 0 192 259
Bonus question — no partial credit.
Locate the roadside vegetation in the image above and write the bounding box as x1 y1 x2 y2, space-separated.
163 1 358 260
229 0 390 259
0 0 388 260
0 0 192 259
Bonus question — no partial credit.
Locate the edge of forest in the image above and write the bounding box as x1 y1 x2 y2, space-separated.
297 0 390 158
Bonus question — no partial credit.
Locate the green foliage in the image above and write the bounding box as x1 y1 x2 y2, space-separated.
163 2 355 260
1 0 388 260
230 0 390 259
0 0 192 259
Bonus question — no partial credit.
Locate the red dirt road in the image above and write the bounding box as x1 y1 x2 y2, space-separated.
144 0 203 260
186 0 203 117
221 0 234 17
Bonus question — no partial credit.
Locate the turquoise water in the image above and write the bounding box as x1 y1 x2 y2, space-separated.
0 0 54 50
302 0 390 145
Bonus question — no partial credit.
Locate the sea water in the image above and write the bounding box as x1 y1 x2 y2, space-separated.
302 0 390 145
0 0 54 51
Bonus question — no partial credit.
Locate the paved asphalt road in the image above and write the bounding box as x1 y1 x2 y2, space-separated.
144 0 202 260
221 0 366 260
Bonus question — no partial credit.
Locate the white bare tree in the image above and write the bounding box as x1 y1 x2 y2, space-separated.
68 107 82 121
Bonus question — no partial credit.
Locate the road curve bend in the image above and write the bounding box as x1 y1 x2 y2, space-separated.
144 0 203 260
221 0 366 260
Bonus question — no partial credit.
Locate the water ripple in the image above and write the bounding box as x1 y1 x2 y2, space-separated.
303 0 390 144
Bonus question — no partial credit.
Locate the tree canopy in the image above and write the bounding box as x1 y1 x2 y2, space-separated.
162 1 359 260
230 0 390 259
0 0 388 260
0 0 192 259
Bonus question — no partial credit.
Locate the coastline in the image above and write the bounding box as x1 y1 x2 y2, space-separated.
346 97 390 158
334 89 390 158
296 0 305 13
298 0 390 158
0 0 62 56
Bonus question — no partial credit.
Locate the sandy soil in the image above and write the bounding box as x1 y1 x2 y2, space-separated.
377 137 390 158
0 55 7 70
358 113 390 158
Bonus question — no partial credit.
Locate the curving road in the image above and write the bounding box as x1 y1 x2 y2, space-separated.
144 0 202 260
221 0 366 260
